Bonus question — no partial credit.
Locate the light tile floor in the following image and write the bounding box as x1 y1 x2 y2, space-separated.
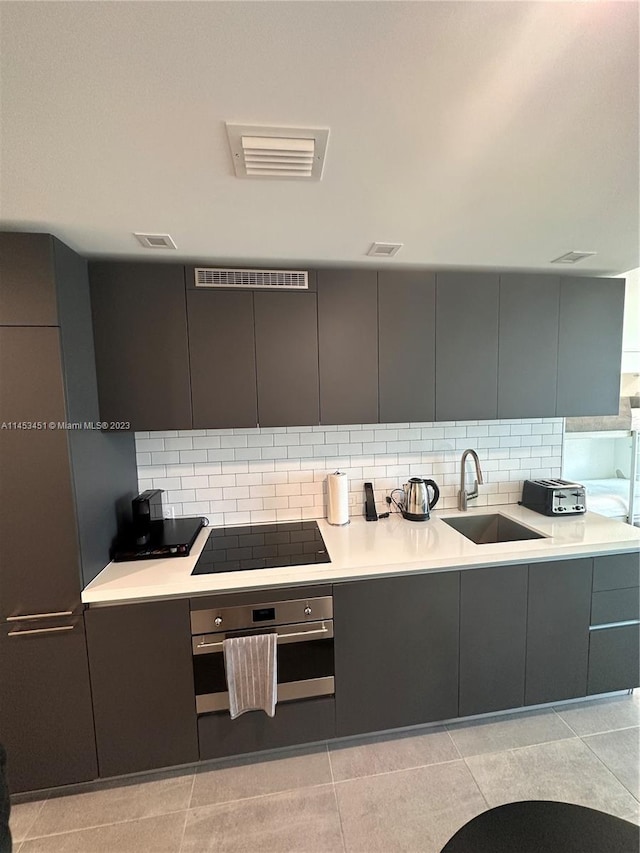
9 692 639 853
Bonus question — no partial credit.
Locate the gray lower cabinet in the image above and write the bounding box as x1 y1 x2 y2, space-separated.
378 271 435 423
188 289 258 429
498 274 560 418
435 272 500 421
90 262 192 430
588 626 640 695
334 572 459 737
198 698 335 760
556 276 625 416
254 290 320 427
459 564 528 716
0 620 97 794
317 270 378 425
588 551 639 695
525 559 593 705
85 600 199 778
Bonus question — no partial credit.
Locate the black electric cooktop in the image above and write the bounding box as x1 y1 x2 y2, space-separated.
191 520 331 575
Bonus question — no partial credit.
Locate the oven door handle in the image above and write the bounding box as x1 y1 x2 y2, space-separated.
193 620 333 654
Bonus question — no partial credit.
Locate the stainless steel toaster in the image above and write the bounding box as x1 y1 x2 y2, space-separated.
520 479 586 516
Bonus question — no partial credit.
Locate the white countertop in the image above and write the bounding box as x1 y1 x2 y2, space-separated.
82 505 640 606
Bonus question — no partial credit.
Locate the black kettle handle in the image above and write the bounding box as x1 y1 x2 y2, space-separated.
424 479 440 509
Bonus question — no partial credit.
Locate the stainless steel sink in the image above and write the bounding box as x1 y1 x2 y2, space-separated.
441 513 546 545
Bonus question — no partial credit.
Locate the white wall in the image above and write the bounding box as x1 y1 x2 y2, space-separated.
135 418 563 526
620 267 640 375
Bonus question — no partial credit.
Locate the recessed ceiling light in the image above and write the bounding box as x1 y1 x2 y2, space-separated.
226 124 329 180
551 251 596 264
133 233 177 249
367 242 403 258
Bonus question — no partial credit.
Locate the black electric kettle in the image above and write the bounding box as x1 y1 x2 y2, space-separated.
392 477 440 521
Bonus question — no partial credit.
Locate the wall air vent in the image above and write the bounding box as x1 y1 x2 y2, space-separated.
194 268 308 290
367 242 403 258
133 233 177 249
226 124 329 180
551 251 597 264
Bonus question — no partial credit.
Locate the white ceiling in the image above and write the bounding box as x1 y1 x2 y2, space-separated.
0 1 638 274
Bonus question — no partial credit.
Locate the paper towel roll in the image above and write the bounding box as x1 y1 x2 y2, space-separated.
327 471 350 526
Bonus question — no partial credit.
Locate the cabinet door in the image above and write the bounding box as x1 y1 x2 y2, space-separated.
525 559 592 705
0 232 58 326
89 263 192 430
188 290 258 429
498 274 560 418
378 271 435 423
556 277 625 416
0 619 97 793
317 271 378 425
0 327 81 618
588 625 640 695
254 290 319 427
435 272 499 420
459 565 528 716
85 599 199 777
334 572 459 737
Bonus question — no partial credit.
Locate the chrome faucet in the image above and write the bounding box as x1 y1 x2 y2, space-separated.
458 449 484 511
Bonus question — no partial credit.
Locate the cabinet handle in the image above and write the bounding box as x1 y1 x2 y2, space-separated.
195 625 330 651
6 610 74 622
8 625 75 637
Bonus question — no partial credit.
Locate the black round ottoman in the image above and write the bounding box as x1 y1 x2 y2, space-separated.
440 800 640 853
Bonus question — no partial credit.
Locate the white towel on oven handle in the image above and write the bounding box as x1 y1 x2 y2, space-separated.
222 633 278 719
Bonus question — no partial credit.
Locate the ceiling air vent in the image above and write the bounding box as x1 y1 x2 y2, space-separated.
367 242 403 258
551 251 597 264
226 124 329 180
133 233 177 249
195 268 308 290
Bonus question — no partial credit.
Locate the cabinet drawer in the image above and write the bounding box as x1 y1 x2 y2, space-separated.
198 697 335 760
591 588 640 626
588 625 640 695
592 553 640 592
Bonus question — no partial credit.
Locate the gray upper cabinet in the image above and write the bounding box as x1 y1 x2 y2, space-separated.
254 289 320 427
188 289 258 429
498 274 560 418
378 271 435 423
0 232 58 326
556 276 625 416
317 270 378 425
0 326 81 617
90 263 192 430
435 272 500 420
525 558 592 705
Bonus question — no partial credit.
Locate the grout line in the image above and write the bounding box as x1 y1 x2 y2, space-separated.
332 756 464 786
19 807 192 842
461 756 492 812
177 772 197 853
327 743 348 853
180 781 336 813
444 727 463 760
12 793 49 843
579 734 640 805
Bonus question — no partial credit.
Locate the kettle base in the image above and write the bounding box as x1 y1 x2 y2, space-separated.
401 510 431 522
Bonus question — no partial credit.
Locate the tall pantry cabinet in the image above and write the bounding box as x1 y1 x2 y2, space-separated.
0 232 137 793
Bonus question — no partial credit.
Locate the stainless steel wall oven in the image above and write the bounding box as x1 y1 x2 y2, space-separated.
190 592 334 715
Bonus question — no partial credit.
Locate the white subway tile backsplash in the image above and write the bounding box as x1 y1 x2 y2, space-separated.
192 436 221 449
179 450 208 463
136 418 563 526
151 451 180 465
164 437 193 451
